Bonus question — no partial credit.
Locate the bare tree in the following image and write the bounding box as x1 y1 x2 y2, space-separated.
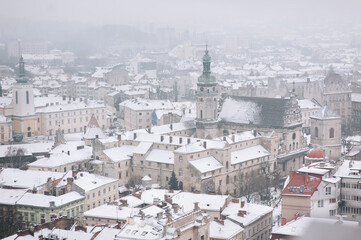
125 175 142 192
234 160 273 203
5 146 27 168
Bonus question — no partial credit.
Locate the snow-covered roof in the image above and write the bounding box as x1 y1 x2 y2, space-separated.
210 219 244 239
17 191 84 208
222 201 273 226
189 156 223 173
0 168 65 190
145 149 174 164
103 145 137 162
28 148 91 168
272 216 359 238
120 98 174 111
298 99 321 110
84 204 136 220
310 106 340 120
334 160 361 179
231 145 270 165
171 192 228 212
71 172 118 192
0 143 53 158
0 189 27 205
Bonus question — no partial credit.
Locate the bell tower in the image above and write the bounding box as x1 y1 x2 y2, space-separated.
196 45 218 122
12 56 37 138
196 46 219 138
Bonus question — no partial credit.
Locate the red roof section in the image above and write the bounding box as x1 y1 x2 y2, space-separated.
282 173 322 196
307 148 323 159
87 114 100 128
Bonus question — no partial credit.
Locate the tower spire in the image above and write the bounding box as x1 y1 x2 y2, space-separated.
16 56 28 84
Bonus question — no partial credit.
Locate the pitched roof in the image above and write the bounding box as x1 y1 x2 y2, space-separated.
310 106 340 120
219 96 293 128
281 172 322 197
87 114 100 128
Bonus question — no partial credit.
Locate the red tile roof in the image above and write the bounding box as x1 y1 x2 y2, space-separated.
282 173 322 196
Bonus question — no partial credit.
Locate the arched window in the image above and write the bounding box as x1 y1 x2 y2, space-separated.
293 142 295 150
26 91 29 104
315 127 318 138
329 128 334 138
200 110 203 120
226 175 229 184
226 161 229 169
15 91 18 104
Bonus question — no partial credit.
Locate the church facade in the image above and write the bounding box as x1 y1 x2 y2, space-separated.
196 49 309 176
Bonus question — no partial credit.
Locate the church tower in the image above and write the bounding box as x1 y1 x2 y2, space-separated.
196 46 219 138
12 56 37 138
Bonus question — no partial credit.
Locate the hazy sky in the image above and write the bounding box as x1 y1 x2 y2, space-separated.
1 0 361 31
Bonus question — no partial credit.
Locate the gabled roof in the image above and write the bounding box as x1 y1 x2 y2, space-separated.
87 114 100 128
282 172 322 197
310 106 340 120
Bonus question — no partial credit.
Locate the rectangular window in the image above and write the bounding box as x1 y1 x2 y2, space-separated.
318 200 324 208
326 187 331 195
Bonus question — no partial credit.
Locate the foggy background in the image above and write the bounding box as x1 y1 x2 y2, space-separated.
1 0 361 62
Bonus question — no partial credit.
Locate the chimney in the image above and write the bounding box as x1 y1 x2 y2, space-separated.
95 135 99 139
282 218 287 226
62 95 66 101
253 129 257 137
127 217 134 225
305 173 309 184
157 212 163 220
49 201 55 208
161 136 164 142
67 177 74 184
216 219 224 225
67 151 70 155
231 199 239 203
179 138 183 144
73 97 76 101
172 203 179 214
294 212 300 220
133 133 137 139
117 134 122 141
170 124 173 130
232 135 235 142
187 138 191 144
169 136 173 143
120 199 128 206
193 202 200 211
223 136 226 141
241 201 245 208
203 141 207 149
164 194 170 200
323 149 326 162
